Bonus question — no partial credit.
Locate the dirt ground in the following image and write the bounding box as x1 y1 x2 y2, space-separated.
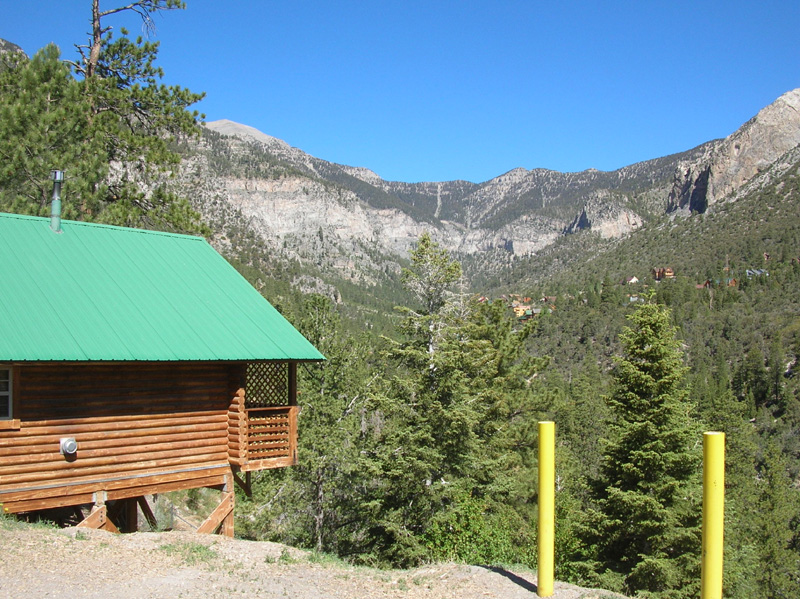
0 522 628 599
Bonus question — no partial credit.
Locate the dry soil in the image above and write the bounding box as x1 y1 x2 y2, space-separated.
0 522 628 599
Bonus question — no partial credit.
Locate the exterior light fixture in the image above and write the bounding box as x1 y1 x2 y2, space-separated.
59 437 78 456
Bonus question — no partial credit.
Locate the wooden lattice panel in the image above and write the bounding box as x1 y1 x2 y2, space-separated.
245 362 287 408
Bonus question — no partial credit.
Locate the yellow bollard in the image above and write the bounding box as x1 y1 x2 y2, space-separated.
701 431 725 599
538 421 555 597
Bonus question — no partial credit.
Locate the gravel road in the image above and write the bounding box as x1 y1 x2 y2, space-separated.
0 522 628 599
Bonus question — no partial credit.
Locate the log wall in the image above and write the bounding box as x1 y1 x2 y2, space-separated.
0 363 237 514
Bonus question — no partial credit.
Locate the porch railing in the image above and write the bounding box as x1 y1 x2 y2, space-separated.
245 406 297 462
228 394 298 471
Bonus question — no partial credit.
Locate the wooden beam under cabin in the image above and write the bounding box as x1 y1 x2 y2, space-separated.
76 503 119 533
196 492 234 536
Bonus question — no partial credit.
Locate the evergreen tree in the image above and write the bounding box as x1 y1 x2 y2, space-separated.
238 295 373 556
360 233 545 567
751 442 800 598
0 1 205 232
581 301 701 598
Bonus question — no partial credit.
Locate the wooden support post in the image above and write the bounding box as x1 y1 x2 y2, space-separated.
231 469 252 497
221 500 234 537
289 362 298 406
124 497 139 532
76 503 120 533
197 491 234 536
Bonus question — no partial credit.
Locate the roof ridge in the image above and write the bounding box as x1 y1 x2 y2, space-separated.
0 211 205 241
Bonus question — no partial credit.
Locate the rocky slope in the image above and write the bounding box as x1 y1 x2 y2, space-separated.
667 88 800 213
179 89 800 295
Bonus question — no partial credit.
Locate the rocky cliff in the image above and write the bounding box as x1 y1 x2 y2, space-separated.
667 89 800 213
181 89 800 290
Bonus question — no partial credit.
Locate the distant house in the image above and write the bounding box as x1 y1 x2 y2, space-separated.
746 268 769 278
697 278 737 288
652 267 675 281
0 212 324 535
512 303 531 318
622 276 639 285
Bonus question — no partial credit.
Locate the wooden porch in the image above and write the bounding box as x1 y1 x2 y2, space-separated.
228 362 299 471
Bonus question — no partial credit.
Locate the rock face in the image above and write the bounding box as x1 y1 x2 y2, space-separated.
0 38 26 71
668 89 800 212
564 191 643 238
186 89 800 287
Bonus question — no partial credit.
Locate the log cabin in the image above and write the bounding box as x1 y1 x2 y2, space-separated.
0 211 324 535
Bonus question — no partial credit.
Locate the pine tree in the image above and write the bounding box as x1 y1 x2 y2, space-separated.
0 1 205 232
581 302 701 598
752 442 800 598
238 295 373 556
361 233 545 566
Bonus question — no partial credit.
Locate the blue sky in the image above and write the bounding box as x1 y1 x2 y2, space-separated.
3 1 799 183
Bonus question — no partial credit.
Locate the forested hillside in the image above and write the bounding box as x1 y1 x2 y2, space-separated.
237 135 800 599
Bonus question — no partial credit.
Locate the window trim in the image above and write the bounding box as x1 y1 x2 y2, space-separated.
0 365 19 430
0 365 11 419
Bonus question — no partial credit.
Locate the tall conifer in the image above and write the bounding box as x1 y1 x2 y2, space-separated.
582 302 701 598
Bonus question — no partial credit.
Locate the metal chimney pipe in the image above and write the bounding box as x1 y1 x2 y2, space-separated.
50 170 64 233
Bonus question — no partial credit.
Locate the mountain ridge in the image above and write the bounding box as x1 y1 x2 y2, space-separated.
182 88 800 306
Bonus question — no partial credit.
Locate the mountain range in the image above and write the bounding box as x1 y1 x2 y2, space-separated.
176 88 800 304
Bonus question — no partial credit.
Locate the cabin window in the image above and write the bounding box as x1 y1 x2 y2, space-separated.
0 367 11 419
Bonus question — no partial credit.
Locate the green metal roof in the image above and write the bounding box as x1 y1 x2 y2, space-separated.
0 212 324 362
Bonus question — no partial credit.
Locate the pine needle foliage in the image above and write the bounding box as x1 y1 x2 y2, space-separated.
0 2 205 233
581 301 701 598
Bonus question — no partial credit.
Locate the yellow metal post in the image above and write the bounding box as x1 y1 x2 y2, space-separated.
538 421 555 597
701 431 725 599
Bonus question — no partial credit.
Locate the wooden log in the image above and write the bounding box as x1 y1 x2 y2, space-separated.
0 426 226 456
0 436 225 466
1 414 227 439
1 450 229 486
20 394 227 414
1 492 96 514
0 421 226 448
0 464 232 501
0 445 228 478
